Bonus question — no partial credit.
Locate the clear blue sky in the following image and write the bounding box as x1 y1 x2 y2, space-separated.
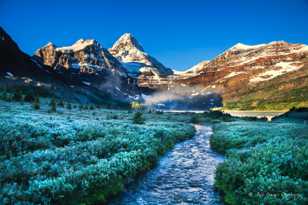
1 0 308 70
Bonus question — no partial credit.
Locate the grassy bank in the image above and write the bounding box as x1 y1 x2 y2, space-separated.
210 117 308 204
0 101 195 204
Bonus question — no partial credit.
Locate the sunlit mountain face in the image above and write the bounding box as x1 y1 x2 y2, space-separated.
5 27 305 110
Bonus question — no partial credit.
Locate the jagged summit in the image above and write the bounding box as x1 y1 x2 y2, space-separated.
109 33 147 64
111 33 144 52
109 33 173 78
44 42 55 47
56 39 99 52
39 39 99 53
35 38 126 76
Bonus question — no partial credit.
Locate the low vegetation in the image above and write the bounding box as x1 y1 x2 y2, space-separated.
224 85 308 111
190 113 203 124
4 85 307 205
0 100 194 204
132 111 145 124
210 117 308 204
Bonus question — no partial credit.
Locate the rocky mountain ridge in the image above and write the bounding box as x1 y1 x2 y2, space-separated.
171 41 308 109
0 27 140 106
1 26 308 110
35 39 126 76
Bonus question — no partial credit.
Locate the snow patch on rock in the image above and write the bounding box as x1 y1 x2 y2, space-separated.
250 61 303 83
56 39 96 52
230 43 266 51
224 71 246 78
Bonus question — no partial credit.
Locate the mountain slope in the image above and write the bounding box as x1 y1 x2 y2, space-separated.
2 27 307 110
175 41 308 110
0 27 53 79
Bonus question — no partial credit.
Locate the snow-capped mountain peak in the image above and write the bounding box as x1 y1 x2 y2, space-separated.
173 61 210 77
186 60 210 73
44 42 55 48
111 33 144 52
230 42 265 51
109 33 173 78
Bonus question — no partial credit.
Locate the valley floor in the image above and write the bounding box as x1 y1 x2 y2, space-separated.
0 100 195 204
210 115 308 204
0 99 307 205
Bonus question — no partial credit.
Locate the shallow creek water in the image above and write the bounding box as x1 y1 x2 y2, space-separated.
111 125 224 205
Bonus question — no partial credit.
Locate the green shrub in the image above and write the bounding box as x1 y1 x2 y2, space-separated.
190 114 202 124
49 97 57 112
12 90 23 101
32 97 40 110
133 112 145 124
109 114 118 119
204 111 234 122
0 91 12 101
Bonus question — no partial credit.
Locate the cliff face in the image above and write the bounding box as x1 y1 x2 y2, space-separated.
34 39 141 101
35 39 127 76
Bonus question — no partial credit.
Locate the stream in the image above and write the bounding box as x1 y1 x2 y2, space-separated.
111 125 224 205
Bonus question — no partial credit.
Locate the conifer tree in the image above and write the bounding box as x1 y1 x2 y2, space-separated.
49 97 57 112
133 112 145 124
33 97 40 110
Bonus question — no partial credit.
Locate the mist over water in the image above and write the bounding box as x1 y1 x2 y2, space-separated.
142 85 223 110
143 91 182 105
